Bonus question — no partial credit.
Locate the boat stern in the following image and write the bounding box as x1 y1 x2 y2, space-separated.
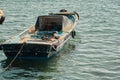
1 43 54 59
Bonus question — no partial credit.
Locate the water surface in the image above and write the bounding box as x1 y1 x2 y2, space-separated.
0 0 120 80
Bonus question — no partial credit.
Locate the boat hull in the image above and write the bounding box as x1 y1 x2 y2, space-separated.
2 43 54 59
1 29 72 59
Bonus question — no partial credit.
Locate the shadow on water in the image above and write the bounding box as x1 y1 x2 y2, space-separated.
1 59 55 71
0 42 76 80
0 59 58 80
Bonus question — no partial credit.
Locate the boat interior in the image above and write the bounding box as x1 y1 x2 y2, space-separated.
19 16 65 43
11 15 74 44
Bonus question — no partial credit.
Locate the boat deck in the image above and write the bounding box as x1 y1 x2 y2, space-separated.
18 30 68 46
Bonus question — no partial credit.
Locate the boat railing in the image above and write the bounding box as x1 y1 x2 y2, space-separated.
10 26 32 40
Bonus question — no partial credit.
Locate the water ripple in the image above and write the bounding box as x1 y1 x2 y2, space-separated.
0 0 120 80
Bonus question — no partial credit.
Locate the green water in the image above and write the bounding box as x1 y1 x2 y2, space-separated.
0 0 120 80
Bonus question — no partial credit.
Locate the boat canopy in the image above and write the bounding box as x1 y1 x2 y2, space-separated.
35 15 74 32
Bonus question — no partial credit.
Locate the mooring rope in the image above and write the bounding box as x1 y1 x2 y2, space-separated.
0 43 25 74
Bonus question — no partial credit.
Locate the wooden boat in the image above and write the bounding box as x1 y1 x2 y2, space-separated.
0 9 5 24
0 9 79 59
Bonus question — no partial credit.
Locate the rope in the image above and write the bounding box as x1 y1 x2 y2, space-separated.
0 43 25 74
52 45 57 51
